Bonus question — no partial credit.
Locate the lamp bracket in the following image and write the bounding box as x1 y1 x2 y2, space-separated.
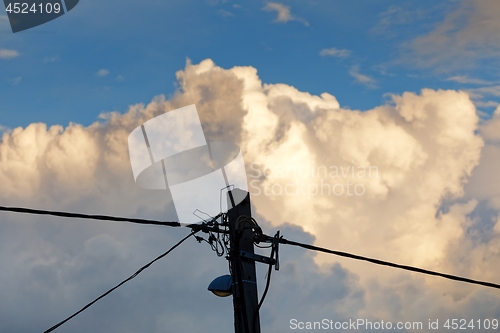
239 250 276 265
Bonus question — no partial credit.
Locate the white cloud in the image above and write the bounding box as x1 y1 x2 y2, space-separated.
319 47 351 58
0 49 20 59
96 69 109 77
262 2 309 26
1 59 499 332
349 65 376 88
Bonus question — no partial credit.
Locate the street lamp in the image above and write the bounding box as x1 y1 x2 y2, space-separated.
208 275 233 297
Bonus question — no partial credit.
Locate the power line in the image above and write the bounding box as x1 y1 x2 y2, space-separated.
43 230 199 333
0 205 181 227
2 204 499 310
279 237 500 290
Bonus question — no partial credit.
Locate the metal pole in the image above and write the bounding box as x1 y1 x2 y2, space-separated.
227 189 261 333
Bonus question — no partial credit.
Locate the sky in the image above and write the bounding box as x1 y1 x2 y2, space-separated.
1 0 500 332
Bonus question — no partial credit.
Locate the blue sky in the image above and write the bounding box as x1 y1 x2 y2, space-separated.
2 0 499 129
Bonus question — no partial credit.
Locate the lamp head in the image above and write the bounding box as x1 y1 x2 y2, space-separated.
208 275 232 297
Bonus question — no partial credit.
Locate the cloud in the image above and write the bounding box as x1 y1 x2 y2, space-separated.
96 69 109 77
403 1 500 71
444 76 500 107
0 49 20 59
372 4 425 37
319 47 351 58
1 59 499 332
481 107 500 143
263 2 291 22
262 2 309 26
349 65 376 88
466 85 500 108
446 76 494 85
461 108 500 291
468 85 500 98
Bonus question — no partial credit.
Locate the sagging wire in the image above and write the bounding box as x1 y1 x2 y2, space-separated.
195 232 226 257
194 213 231 258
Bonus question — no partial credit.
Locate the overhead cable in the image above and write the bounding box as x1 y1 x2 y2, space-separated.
3 204 499 294
279 237 500 290
0 205 180 227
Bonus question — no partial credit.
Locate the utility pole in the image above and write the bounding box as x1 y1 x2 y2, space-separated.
227 189 261 333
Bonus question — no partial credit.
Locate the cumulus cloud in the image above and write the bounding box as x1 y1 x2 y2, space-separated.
403 0 500 71
320 47 351 58
1 59 499 332
262 2 309 26
455 109 500 307
0 49 20 59
242 81 483 270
